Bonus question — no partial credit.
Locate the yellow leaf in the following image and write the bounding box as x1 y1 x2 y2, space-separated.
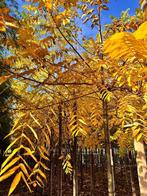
37 169 46 180
21 172 32 193
38 147 49 160
136 133 143 142
29 168 46 181
0 157 20 176
133 128 140 137
39 162 50 171
78 119 87 125
46 124 51 137
4 137 20 153
63 18 70 25
12 113 26 131
133 21 147 40
19 163 29 178
103 31 147 60
5 21 18 29
27 124 38 140
22 133 35 150
117 76 122 82
0 18 6 32
2 147 21 169
30 113 42 128
79 127 87 136
8 172 22 196
36 175 44 186
70 124 78 133
4 124 23 139
21 146 37 162
0 25 6 32
42 129 50 146
40 145 48 155
128 76 131 87
0 165 19 182
33 182 37 187
45 0 53 10
50 108 57 119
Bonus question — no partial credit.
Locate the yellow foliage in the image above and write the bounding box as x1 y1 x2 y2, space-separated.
133 21 147 39
104 22 147 61
1 1 147 195
45 0 54 11
0 8 18 32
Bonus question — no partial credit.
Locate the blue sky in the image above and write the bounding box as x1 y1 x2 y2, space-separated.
81 0 139 38
104 0 139 20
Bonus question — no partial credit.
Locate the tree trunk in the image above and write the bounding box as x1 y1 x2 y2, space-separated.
48 128 54 196
50 150 53 196
80 148 83 191
126 151 137 196
90 150 95 196
73 136 78 196
58 104 63 196
97 3 115 193
123 158 129 188
103 101 115 196
106 145 115 196
85 147 88 172
134 139 147 196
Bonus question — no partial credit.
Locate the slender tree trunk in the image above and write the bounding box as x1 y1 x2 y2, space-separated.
106 145 115 196
97 2 116 194
123 157 129 188
134 139 147 196
127 150 137 196
73 136 78 196
58 104 63 196
80 148 83 191
96 148 99 167
49 150 53 196
90 150 95 196
103 101 115 196
85 147 88 172
100 149 104 171
49 128 54 196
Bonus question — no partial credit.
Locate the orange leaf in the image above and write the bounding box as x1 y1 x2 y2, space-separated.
0 75 11 85
8 172 22 195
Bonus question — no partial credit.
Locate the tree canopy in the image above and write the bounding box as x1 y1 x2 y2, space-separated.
0 0 146 195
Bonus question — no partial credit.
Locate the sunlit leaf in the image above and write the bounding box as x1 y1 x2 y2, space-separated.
8 172 22 196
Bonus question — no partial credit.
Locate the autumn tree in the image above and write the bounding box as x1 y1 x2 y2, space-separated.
0 0 146 196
